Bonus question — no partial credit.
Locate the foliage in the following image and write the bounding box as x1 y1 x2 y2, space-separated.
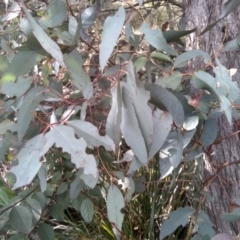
0 0 240 239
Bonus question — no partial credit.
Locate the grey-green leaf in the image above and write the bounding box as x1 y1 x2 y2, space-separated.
2 77 32 97
220 208 240 222
63 50 90 90
9 206 32 234
37 223 55 240
106 83 122 150
107 185 125 239
141 23 177 56
11 134 53 189
174 50 210 68
22 4 66 68
2 50 43 82
100 7 125 71
17 87 44 141
220 0 240 18
146 83 184 126
39 0 67 28
159 206 195 240
80 199 94 223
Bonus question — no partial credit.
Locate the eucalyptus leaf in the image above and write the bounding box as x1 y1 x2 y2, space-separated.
37 223 55 240
80 199 94 223
100 7 125 71
9 206 32 234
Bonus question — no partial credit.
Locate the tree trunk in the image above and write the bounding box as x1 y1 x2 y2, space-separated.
184 0 240 235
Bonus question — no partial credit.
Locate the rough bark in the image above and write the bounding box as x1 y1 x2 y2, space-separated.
184 0 240 235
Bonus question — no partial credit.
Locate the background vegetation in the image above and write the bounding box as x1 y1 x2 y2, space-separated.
0 0 240 239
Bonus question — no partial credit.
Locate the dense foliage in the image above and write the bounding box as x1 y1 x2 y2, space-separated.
1 0 240 239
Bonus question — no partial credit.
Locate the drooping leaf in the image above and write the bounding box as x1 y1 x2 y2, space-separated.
38 166 47 193
141 23 177 56
220 95 232 124
80 199 94 223
160 128 183 168
138 0 144 6
39 0 67 28
148 110 172 159
1 2 21 22
11 134 53 189
146 83 184 126
63 50 90 90
9 206 32 234
99 7 125 71
124 61 153 150
174 50 210 68
67 120 115 152
46 125 98 177
107 185 125 239
2 77 32 97
37 223 55 240
199 20 220 36
121 86 148 165
22 4 66 68
159 207 195 240
26 198 42 223
70 170 84 199
2 50 43 82
200 113 219 147
106 83 122 149
17 86 44 141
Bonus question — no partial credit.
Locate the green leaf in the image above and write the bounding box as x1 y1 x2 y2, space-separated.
80 172 98 189
159 206 195 240
222 35 240 52
38 166 47 192
220 208 240 222
39 0 67 28
0 120 17 135
70 171 84 199
163 28 196 43
2 50 43 82
63 50 90 90
37 223 55 240
25 198 42 223
6 233 27 240
0 55 9 86
9 206 32 234
56 182 68 195
220 0 240 18
146 83 184 126
199 20 220 36
45 125 97 177
100 7 125 71
220 95 232 124
2 77 32 97
66 120 115 152
17 86 44 141
200 113 219 147
157 71 182 90
160 129 183 168
22 4 66 68
80 199 94 223
141 23 177 56
107 185 125 239
133 56 148 72
106 84 122 150
49 203 65 221
148 110 172 159
0 188 9 205
150 51 173 63
192 71 219 99
174 50 210 68
11 134 53 189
